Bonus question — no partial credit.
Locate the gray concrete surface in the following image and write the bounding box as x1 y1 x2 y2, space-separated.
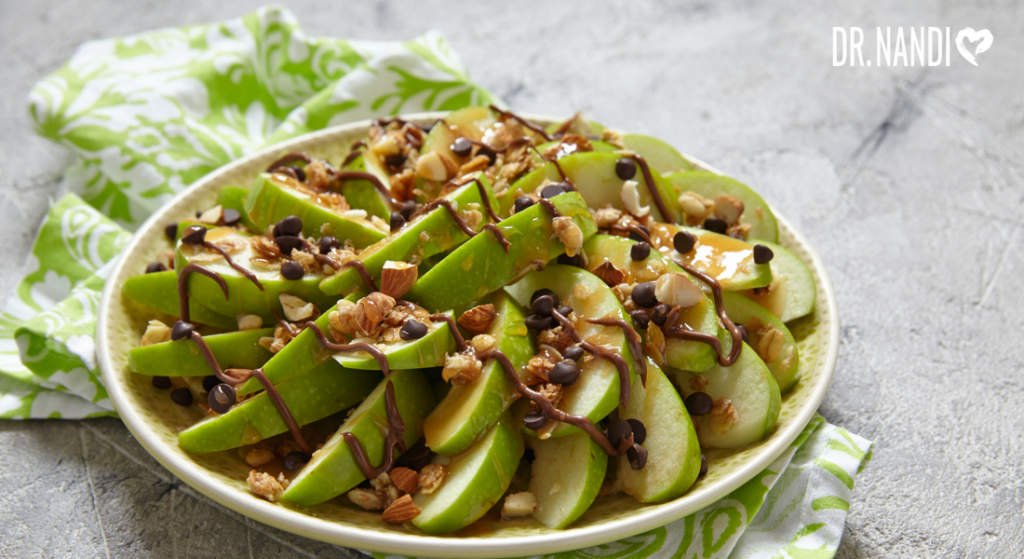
2 0 1022 557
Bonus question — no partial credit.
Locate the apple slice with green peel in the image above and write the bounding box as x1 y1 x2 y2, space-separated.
672 340 781 449
739 241 816 323
505 264 636 439
122 271 236 330
534 139 618 160
407 191 598 312
128 327 273 376
243 172 387 246
175 227 337 323
721 292 799 394
666 172 778 242
217 185 262 232
622 134 694 174
335 153 391 220
613 359 701 502
236 290 366 396
178 363 380 453
281 369 437 506
581 234 720 373
424 292 535 456
527 430 607 528
318 177 500 297
649 224 773 291
332 310 456 370
412 411 524 534
500 152 682 224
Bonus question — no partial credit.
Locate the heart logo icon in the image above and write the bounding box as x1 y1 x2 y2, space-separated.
956 27 994 66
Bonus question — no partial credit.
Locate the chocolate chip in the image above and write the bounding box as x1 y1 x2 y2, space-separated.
164 223 178 241
275 235 303 255
319 236 341 254
514 196 535 213
478 146 497 164
626 418 647 445
202 375 222 392
390 211 406 232
531 294 554 317
672 231 696 254
181 225 207 245
223 208 241 226
152 376 172 390
170 321 194 342
524 410 548 431
555 181 574 194
563 345 584 362
729 232 745 241
170 387 194 406
281 260 305 280
615 157 637 180
548 359 580 386
451 137 473 157
284 451 309 471
737 324 749 344
524 314 553 331
145 262 166 274
541 184 565 199
207 383 236 414
699 454 708 476
630 309 650 329
630 242 651 261
400 319 428 340
607 418 632 447
555 305 573 318
530 289 560 308
557 253 584 267
627 444 648 470
753 244 774 264
703 217 728 234
385 153 406 168
631 282 657 308
277 215 303 237
196 211 204 218
289 165 307 182
650 304 670 326
400 200 418 220
685 391 714 416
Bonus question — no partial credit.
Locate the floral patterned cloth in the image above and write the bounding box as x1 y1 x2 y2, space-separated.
0 7 872 558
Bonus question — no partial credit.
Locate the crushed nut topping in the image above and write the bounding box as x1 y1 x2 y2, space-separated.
354 292 396 337
501 492 537 518
601 128 626 149
677 191 713 225
259 323 295 354
713 194 744 225
442 352 483 385
644 323 667 365
418 463 447 495
756 325 785 363
621 180 650 218
245 448 275 468
280 293 316 322
416 151 458 182
689 375 710 392
248 470 284 502
708 398 740 434
237 314 263 331
140 320 171 346
537 326 574 353
304 160 332 189
655 272 704 309
593 206 624 229
552 217 583 257
348 488 385 511
470 334 497 353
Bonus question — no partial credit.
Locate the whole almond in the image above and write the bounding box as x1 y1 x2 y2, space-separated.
458 304 496 335
380 261 418 299
381 494 421 523
389 467 420 494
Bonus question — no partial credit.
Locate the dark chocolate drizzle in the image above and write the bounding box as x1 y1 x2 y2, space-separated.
341 379 406 479
417 198 510 253
306 322 391 375
177 263 228 322
430 313 468 351
266 152 312 173
341 150 364 168
587 317 647 384
489 105 553 141
550 309 632 407
201 241 264 291
537 198 563 218
331 170 401 210
628 153 677 225
341 261 378 292
664 262 743 367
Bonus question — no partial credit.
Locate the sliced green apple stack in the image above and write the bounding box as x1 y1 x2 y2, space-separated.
122 271 236 330
129 327 273 376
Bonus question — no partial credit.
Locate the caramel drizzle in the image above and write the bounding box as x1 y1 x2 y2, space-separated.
177 264 228 322
664 262 743 367
306 322 391 374
417 198 510 253
265 152 312 173
201 242 264 291
341 379 406 479
550 309 632 407
587 317 647 384
628 153 677 225
489 105 553 141
420 177 500 223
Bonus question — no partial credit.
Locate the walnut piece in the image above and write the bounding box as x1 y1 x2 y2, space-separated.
304 160 332 189
442 352 483 385
470 334 497 353
601 128 626 149
756 325 785 363
552 217 583 257
593 206 623 229
355 292 397 337
348 488 385 511
247 470 284 502
418 463 447 495
245 448 274 467
458 304 496 335
140 320 171 346
708 398 740 434
501 492 537 517
329 299 360 337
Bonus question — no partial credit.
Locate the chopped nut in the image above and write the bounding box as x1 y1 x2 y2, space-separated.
593 206 623 229
140 320 171 346
756 325 785 363
258 336 275 352
726 222 752 240
592 261 626 286
620 180 650 218
644 323 667 365
689 374 709 392
573 282 594 302
442 352 483 385
370 134 401 157
380 261 418 299
501 492 537 517
280 293 315 322
462 209 483 230
525 354 557 381
304 160 332 189
264 325 294 353
537 326 573 353
382 327 403 343
418 463 447 495
458 304 496 335
348 488 385 510
389 467 420 494
197 205 223 224
552 217 583 257
601 128 626 149
459 154 491 175
291 249 320 274
354 292 396 336
245 448 274 467
342 209 369 222
713 195 744 225
382 494 421 524
250 235 283 262
611 283 634 304
470 334 497 353
329 299 360 337
247 470 284 502
237 314 263 331
708 398 740 434
535 382 563 408
416 151 458 182
655 272 704 309
678 191 713 225
370 472 401 508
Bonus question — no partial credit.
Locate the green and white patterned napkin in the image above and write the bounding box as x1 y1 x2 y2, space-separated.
0 7 872 557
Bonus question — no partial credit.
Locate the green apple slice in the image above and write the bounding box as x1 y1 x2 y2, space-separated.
335 153 391 220
217 185 262 232
424 292 535 456
318 177 500 297
622 134 694 174
527 430 607 528
175 228 337 323
581 234 719 373
243 172 387 246
650 224 773 291
505 264 636 439
128 328 273 376
613 359 701 502
666 172 778 242
534 140 618 161
412 411 524 534
500 151 682 224
331 310 456 370
178 363 380 453
721 292 800 394
407 191 598 312
281 370 437 506
122 271 236 330
673 341 781 449
739 241 816 323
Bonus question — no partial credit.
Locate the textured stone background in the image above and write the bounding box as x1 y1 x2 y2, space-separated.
1 1 1022 557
